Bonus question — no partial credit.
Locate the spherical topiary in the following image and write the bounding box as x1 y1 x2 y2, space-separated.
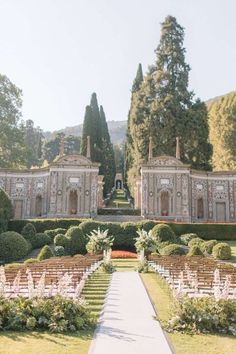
37 245 54 261
187 245 204 257
180 233 199 246
54 234 69 248
54 246 65 257
188 237 204 248
30 233 51 249
0 189 13 233
201 240 218 254
0 231 29 262
65 226 87 255
44 228 67 241
21 223 36 242
160 244 185 256
151 224 176 243
212 243 231 260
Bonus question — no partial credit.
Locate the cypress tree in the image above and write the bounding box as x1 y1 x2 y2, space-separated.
99 105 116 195
81 105 97 159
208 92 236 170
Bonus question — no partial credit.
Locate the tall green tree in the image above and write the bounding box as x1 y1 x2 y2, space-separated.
24 119 43 168
43 133 81 163
208 92 236 170
0 74 26 167
99 105 116 195
81 105 99 160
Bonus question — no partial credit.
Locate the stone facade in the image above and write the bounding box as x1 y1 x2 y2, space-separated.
137 155 236 223
0 154 103 219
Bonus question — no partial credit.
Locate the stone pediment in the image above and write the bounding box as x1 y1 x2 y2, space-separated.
147 155 184 167
51 154 99 167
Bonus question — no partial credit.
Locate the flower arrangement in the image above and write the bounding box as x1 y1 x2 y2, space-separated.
86 228 114 255
135 229 157 254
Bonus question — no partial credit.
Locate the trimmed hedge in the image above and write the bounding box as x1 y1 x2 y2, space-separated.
187 245 204 256
152 224 176 243
202 240 218 254
38 245 54 261
31 233 51 249
8 218 86 233
160 244 185 256
0 231 29 262
212 242 231 260
44 228 67 241
0 189 13 233
65 226 87 255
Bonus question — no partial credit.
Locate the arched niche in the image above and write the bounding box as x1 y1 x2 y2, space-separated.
35 195 43 217
69 190 78 215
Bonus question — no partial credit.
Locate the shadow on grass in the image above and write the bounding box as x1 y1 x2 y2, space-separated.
0 329 93 345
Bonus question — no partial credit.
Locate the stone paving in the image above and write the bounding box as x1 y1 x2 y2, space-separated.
89 272 173 354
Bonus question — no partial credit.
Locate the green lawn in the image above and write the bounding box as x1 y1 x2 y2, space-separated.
226 240 236 263
112 258 138 271
141 271 236 354
107 189 130 208
0 270 111 354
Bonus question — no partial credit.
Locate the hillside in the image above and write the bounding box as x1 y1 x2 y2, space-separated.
43 120 127 145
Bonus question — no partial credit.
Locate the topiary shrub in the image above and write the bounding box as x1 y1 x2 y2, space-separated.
160 244 185 256
5 263 21 270
152 224 176 243
54 234 69 248
180 233 199 246
65 226 87 255
201 240 218 254
188 237 204 248
24 258 39 266
30 233 51 249
54 246 65 257
0 189 13 233
0 231 29 262
187 245 204 257
21 223 36 241
37 245 54 261
44 228 67 241
212 243 231 260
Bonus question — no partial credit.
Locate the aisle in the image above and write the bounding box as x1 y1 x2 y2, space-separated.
88 272 173 354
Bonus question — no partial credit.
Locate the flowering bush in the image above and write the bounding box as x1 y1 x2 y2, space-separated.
86 228 114 255
135 230 156 253
167 296 236 336
111 250 137 259
0 296 94 332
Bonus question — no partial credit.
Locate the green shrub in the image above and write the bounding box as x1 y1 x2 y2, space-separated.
180 233 199 246
5 263 21 270
156 240 174 251
187 245 204 256
44 228 67 241
30 233 51 249
0 295 93 332
152 224 176 243
160 244 185 256
24 258 39 266
21 223 36 241
0 189 13 233
168 296 236 335
188 237 204 247
37 245 54 261
54 234 69 248
54 246 65 257
212 242 231 260
160 243 185 256
65 226 87 255
0 231 29 262
201 240 218 254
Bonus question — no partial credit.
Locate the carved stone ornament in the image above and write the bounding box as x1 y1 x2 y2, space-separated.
148 155 184 167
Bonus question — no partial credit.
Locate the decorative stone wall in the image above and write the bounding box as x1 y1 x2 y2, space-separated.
139 155 236 223
0 154 102 219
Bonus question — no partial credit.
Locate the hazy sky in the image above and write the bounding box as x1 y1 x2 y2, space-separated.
0 0 235 131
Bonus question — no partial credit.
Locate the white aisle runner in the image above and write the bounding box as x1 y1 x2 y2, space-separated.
88 272 173 354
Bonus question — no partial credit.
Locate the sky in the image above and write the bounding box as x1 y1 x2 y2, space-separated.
0 0 235 132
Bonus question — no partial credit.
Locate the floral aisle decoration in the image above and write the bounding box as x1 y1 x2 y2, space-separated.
135 230 157 273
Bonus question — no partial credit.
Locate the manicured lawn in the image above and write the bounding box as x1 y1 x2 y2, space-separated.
141 271 236 354
112 258 138 271
0 270 111 354
107 189 130 208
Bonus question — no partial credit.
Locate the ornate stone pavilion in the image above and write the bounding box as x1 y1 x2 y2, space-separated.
0 137 104 219
135 138 236 222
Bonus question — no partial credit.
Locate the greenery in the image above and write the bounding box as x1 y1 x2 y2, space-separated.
188 237 204 247
54 246 66 257
180 233 198 246
0 189 13 233
65 226 87 255
141 271 236 354
44 228 67 241
160 244 185 256
8 219 84 234
208 92 236 170
212 243 231 260
152 224 176 243
137 257 149 273
86 228 114 254
54 233 69 248
43 133 81 163
30 233 51 249
202 240 218 254
0 296 93 332
126 16 212 192
0 231 29 262
187 245 204 256
37 245 54 261
24 258 39 266
21 223 37 241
